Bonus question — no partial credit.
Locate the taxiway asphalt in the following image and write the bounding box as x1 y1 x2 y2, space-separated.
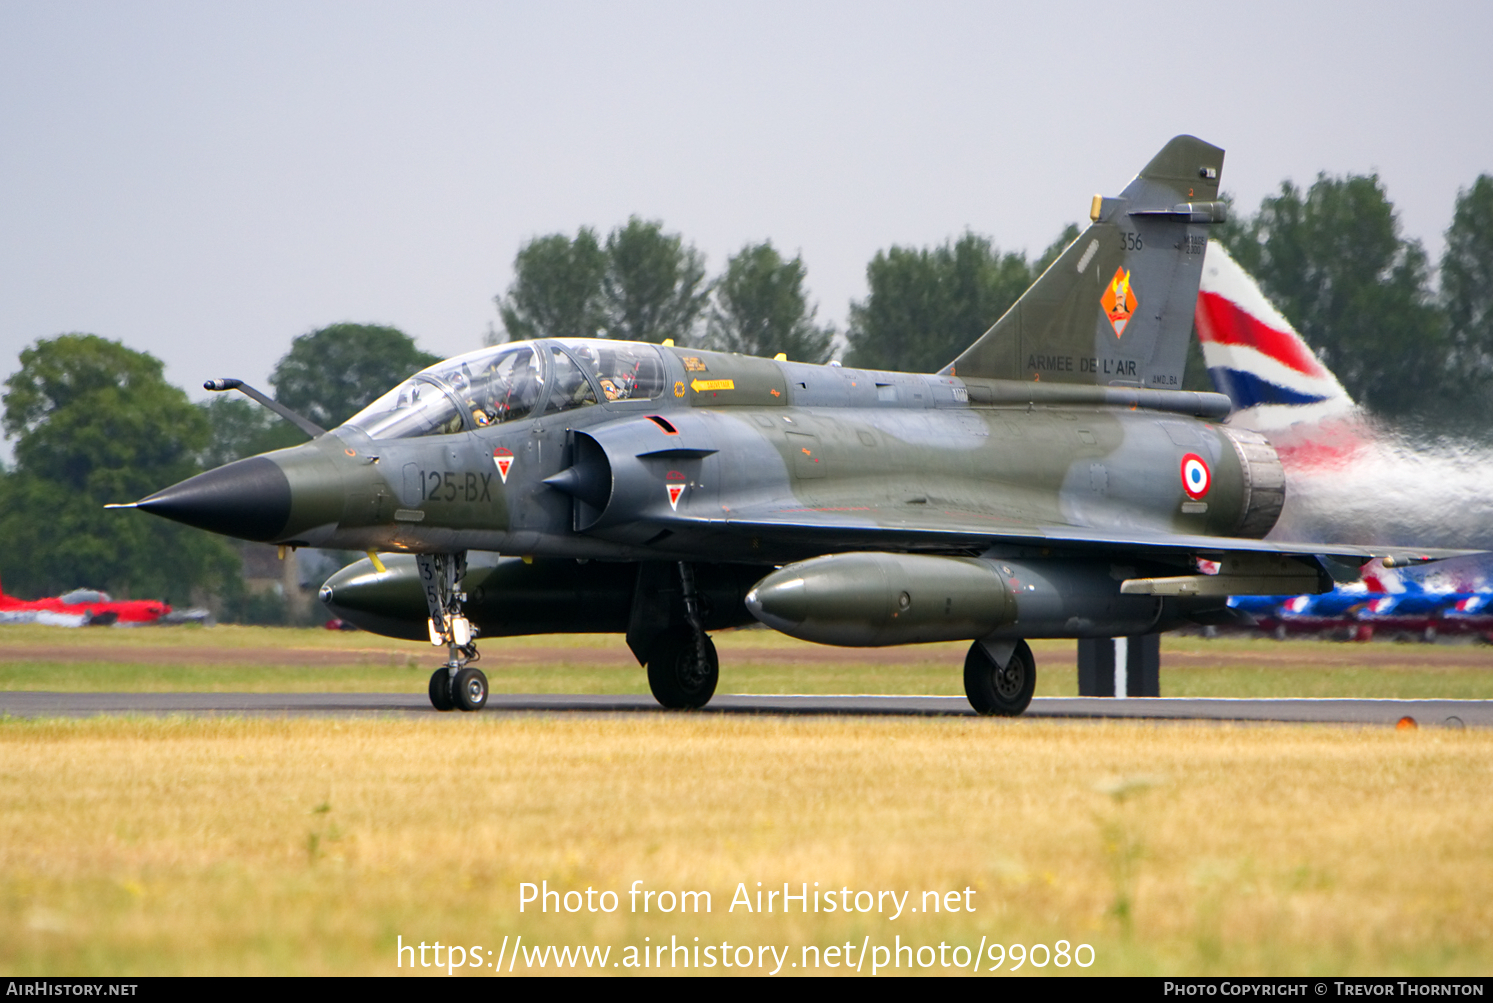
0 692 1487 727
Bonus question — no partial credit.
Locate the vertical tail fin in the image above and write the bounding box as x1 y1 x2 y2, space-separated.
943 135 1225 387
1195 240 1355 427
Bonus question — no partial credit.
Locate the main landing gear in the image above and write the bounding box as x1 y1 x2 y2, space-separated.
963 638 1036 716
647 626 719 709
643 563 719 710
419 552 487 712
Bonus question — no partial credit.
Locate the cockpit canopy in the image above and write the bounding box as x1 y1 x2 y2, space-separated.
344 339 668 440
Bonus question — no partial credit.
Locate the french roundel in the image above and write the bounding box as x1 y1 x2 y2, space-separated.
1180 453 1211 499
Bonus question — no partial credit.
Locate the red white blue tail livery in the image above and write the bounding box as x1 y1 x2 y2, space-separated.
1195 242 1355 430
1194 240 1493 564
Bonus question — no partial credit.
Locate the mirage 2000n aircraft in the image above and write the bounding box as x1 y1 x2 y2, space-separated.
114 136 1464 715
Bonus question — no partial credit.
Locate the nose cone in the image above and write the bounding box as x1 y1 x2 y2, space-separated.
136 456 292 542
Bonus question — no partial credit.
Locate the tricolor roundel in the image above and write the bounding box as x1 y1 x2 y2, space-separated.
1180 453 1211 499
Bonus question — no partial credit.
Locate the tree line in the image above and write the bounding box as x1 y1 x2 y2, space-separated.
492 216 1081 372
1 169 1488 605
1219 173 1493 423
502 175 1492 422
493 218 837 365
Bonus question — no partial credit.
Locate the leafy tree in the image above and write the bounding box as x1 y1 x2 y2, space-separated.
705 242 834 363
601 217 711 344
1441 175 1493 411
270 323 441 430
4 334 208 499
492 228 609 344
1219 174 1446 418
0 334 238 600
845 231 1035 373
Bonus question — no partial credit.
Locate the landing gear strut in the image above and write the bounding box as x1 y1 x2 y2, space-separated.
419 552 487 712
644 563 719 709
964 638 1036 716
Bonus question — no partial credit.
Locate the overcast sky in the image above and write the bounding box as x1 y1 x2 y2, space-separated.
3 0 1490 445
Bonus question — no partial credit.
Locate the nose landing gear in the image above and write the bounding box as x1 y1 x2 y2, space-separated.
419 552 487 712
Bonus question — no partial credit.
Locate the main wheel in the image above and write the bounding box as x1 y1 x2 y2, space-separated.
964 639 1036 716
646 627 719 710
454 667 488 712
428 668 455 711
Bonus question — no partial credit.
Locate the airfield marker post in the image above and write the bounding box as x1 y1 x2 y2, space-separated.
1077 635 1160 697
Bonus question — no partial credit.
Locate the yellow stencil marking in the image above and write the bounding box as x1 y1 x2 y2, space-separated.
690 378 734 392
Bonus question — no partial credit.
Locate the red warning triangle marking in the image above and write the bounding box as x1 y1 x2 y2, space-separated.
667 484 685 510
493 448 514 484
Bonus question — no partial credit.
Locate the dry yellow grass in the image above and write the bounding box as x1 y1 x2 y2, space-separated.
1 715 1489 976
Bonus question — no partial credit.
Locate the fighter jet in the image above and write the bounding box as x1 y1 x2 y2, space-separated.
114 136 1463 715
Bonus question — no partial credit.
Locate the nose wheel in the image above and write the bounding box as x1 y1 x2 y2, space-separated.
429 666 489 712
428 668 455 711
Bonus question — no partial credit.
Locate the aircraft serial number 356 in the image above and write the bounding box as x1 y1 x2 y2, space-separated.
420 470 495 503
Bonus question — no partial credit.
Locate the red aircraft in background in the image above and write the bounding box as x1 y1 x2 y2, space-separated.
0 577 170 627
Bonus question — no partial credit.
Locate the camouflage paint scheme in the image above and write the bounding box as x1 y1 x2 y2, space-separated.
126 137 1461 713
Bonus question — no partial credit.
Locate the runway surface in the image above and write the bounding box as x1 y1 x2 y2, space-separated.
1 692 1487 727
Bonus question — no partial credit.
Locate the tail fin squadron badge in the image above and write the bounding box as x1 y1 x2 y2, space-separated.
493 447 514 484
1102 267 1137 338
